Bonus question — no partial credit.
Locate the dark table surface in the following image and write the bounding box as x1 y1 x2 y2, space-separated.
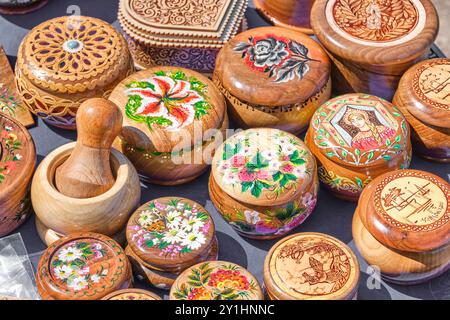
0 0 449 300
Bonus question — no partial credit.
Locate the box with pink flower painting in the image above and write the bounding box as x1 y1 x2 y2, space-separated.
125 197 218 290
305 93 412 202
209 128 319 240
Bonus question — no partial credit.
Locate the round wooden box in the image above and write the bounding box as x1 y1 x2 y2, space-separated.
126 197 218 290
118 0 247 73
210 128 318 239
0 0 47 14
213 26 331 135
0 113 35 237
31 142 141 246
15 16 134 130
264 232 360 300
353 169 450 285
36 233 133 300
170 261 264 300
109 66 227 186
311 0 439 100
254 0 316 34
102 288 161 300
305 93 411 201
393 58 450 163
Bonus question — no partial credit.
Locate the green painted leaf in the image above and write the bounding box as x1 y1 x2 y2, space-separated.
395 135 401 142
355 177 363 188
392 144 401 149
383 155 392 161
272 171 282 181
355 149 361 156
385 139 390 146
241 181 253 193
367 151 374 160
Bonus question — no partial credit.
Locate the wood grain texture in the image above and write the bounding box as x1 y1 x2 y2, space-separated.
101 288 161 300
31 143 140 240
254 0 315 34
55 99 123 198
0 46 34 127
0 113 35 237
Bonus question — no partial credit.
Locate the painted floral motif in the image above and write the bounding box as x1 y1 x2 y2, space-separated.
0 83 21 117
0 124 22 183
172 262 259 300
50 241 110 292
234 35 316 83
125 70 211 131
129 199 211 257
216 131 309 198
318 166 372 195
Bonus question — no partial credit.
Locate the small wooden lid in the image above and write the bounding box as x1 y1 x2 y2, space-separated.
0 112 35 195
36 232 131 300
127 197 215 272
118 0 247 48
264 232 360 300
214 26 330 107
102 288 161 300
108 66 226 152
170 261 264 300
358 169 450 253
212 128 316 206
311 0 438 70
17 16 131 94
310 93 409 168
396 58 450 129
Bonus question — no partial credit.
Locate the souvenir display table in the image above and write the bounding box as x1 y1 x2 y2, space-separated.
0 0 449 300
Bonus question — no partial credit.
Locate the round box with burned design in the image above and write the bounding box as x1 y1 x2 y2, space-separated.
305 93 411 201
15 16 134 130
264 232 360 300
102 288 161 300
353 169 450 284
213 26 331 135
0 113 35 237
311 0 439 100
210 128 318 239
109 66 227 186
393 58 450 162
170 261 264 300
36 233 132 300
125 197 218 290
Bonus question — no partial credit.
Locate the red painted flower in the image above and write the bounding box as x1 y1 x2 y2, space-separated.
281 164 294 173
231 155 246 168
208 269 250 291
2 161 16 174
256 170 269 180
126 76 204 131
238 169 256 182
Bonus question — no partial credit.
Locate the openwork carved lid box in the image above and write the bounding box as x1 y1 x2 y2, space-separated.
125 197 218 290
109 66 227 185
118 0 248 73
210 128 318 239
353 169 450 284
311 0 439 100
213 26 331 135
264 232 360 300
0 112 35 237
305 93 412 201
393 58 450 162
36 233 132 300
169 261 264 300
15 16 134 129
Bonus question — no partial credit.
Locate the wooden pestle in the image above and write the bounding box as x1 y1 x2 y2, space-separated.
55 98 123 198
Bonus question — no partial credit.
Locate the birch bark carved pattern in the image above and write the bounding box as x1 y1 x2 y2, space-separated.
352 170 450 284
15 16 134 130
36 233 132 300
0 113 35 237
311 0 438 100
264 233 360 300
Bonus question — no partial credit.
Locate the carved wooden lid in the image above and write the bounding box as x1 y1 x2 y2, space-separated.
396 58 450 129
311 0 438 68
102 288 161 300
0 113 35 196
212 128 316 206
214 26 330 107
36 233 131 300
310 93 409 168
358 169 450 253
108 66 226 152
170 261 264 300
118 0 247 48
126 197 215 272
264 232 360 300
16 16 131 94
